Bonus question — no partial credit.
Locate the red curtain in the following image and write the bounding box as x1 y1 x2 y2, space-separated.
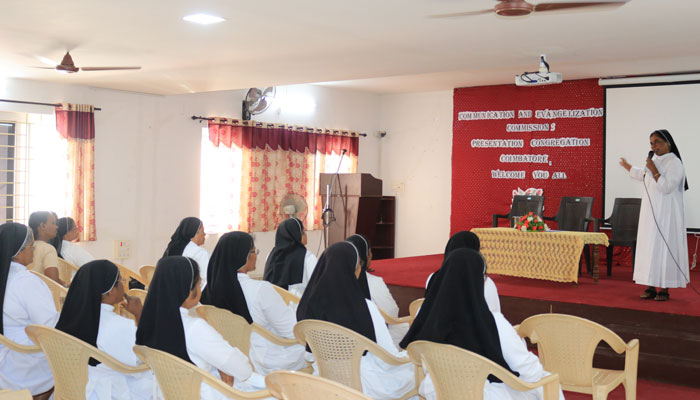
55 103 96 241
208 120 359 156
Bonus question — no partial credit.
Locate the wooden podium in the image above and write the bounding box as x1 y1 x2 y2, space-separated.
319 173 392 257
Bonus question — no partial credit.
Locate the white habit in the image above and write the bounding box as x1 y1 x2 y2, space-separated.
238 273 306 374
177 308 266 400
86 304 153 400
367 273 407 347
61 240 95 267
287 250 317 298
629 153 689 288
182 241 211 290
0 261 59 395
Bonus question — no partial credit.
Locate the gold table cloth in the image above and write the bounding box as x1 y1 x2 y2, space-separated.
471 227 609 283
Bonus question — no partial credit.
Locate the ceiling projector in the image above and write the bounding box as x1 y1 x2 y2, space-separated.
515 55 562 86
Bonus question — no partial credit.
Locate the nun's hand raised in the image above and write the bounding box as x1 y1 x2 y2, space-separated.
124 294 143 323
619 157 632 171
218 370 234 386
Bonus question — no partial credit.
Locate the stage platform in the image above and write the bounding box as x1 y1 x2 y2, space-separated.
372 254 700 390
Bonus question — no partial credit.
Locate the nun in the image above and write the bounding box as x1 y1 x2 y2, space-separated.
55 260 152 400
426 231 501 312
400 248 563 400
136 256 265 399
0 222 58 399
163 217 210 289
263 218 317 297
297 241 415 400
619 129 690 301
49 217 95 267
201 231 306 375
345 234 405 346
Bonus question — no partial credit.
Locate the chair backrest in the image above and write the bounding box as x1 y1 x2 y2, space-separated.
0 389 32 400
294 319 376 391
272 284 301 305
517 313 628 387
554 197 594 231
510 195 545 220
133 345 268 400
408 298 424 324
407 340 512 400
114 262 147 286
28 271 67 311
57 258 79 283
196 305 253 359
25 325 148 400
139 265 155 286
608 198 642 242
265 371 372 400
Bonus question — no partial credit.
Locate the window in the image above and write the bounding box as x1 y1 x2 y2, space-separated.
0 111 69 224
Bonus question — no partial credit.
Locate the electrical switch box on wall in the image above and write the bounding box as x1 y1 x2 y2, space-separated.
114 240 131 260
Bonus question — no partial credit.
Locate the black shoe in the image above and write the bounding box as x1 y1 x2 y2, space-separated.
640 287 657 300
654 290 670 301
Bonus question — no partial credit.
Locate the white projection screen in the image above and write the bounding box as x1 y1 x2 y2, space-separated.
605 82 700 231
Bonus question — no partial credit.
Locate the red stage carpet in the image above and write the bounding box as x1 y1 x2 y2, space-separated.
564 378 700 400
371 254 700 316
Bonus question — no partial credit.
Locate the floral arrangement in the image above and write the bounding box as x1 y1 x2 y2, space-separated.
515 212 550 232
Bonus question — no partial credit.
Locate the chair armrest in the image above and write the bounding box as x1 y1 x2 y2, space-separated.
87 346 150 375
498 371 560 396
492 214 509 227
0 335 41 354
365 341 412 366
201 372 271 399
251 324 298 347
377 307 411 325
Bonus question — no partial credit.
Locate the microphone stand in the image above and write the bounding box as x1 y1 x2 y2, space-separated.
322 149 346 249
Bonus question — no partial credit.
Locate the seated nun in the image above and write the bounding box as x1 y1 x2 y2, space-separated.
200 231 306 375
426 231 501 312
297 242 415 400
55 260 152 400
136 256 265 399
163 217 210 289
345 234 406 346
263 218 317 298
28 211 65 286
400 248 563 400
0 222 58 399
49 217 95 268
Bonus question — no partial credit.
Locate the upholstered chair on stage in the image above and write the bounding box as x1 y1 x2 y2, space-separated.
594 198 642 276
265 371 372 400
517 313 639 400
133 345 270 400
492 195 545 227
544 196 595 274
406 340 561 400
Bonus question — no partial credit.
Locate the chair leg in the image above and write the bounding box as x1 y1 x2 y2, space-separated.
607 245 614 276
631 244 637 273
623 377 637 400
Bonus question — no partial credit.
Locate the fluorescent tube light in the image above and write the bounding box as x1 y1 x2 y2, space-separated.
183 13 226 25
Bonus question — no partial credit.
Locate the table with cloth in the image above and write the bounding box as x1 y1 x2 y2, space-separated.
471 227 609 283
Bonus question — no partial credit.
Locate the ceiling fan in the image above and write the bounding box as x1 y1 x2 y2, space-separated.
34 51 141 73
428 0 630 19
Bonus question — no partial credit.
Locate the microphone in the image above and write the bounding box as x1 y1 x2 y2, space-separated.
648 150 654 159
342 149 347 154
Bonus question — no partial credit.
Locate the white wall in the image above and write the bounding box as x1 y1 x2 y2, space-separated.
1 79 382 276
378 90 453 257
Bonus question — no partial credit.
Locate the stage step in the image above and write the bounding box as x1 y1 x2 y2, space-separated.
606 323 700 360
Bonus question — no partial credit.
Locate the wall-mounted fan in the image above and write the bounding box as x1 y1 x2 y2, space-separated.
242 87 276 120
278 193 308 221
33 51 141 73
428 0 629 18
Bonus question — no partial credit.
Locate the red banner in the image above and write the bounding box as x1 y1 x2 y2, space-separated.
451 79 604 233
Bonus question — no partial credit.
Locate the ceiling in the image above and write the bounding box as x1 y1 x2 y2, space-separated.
1 0 699 95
